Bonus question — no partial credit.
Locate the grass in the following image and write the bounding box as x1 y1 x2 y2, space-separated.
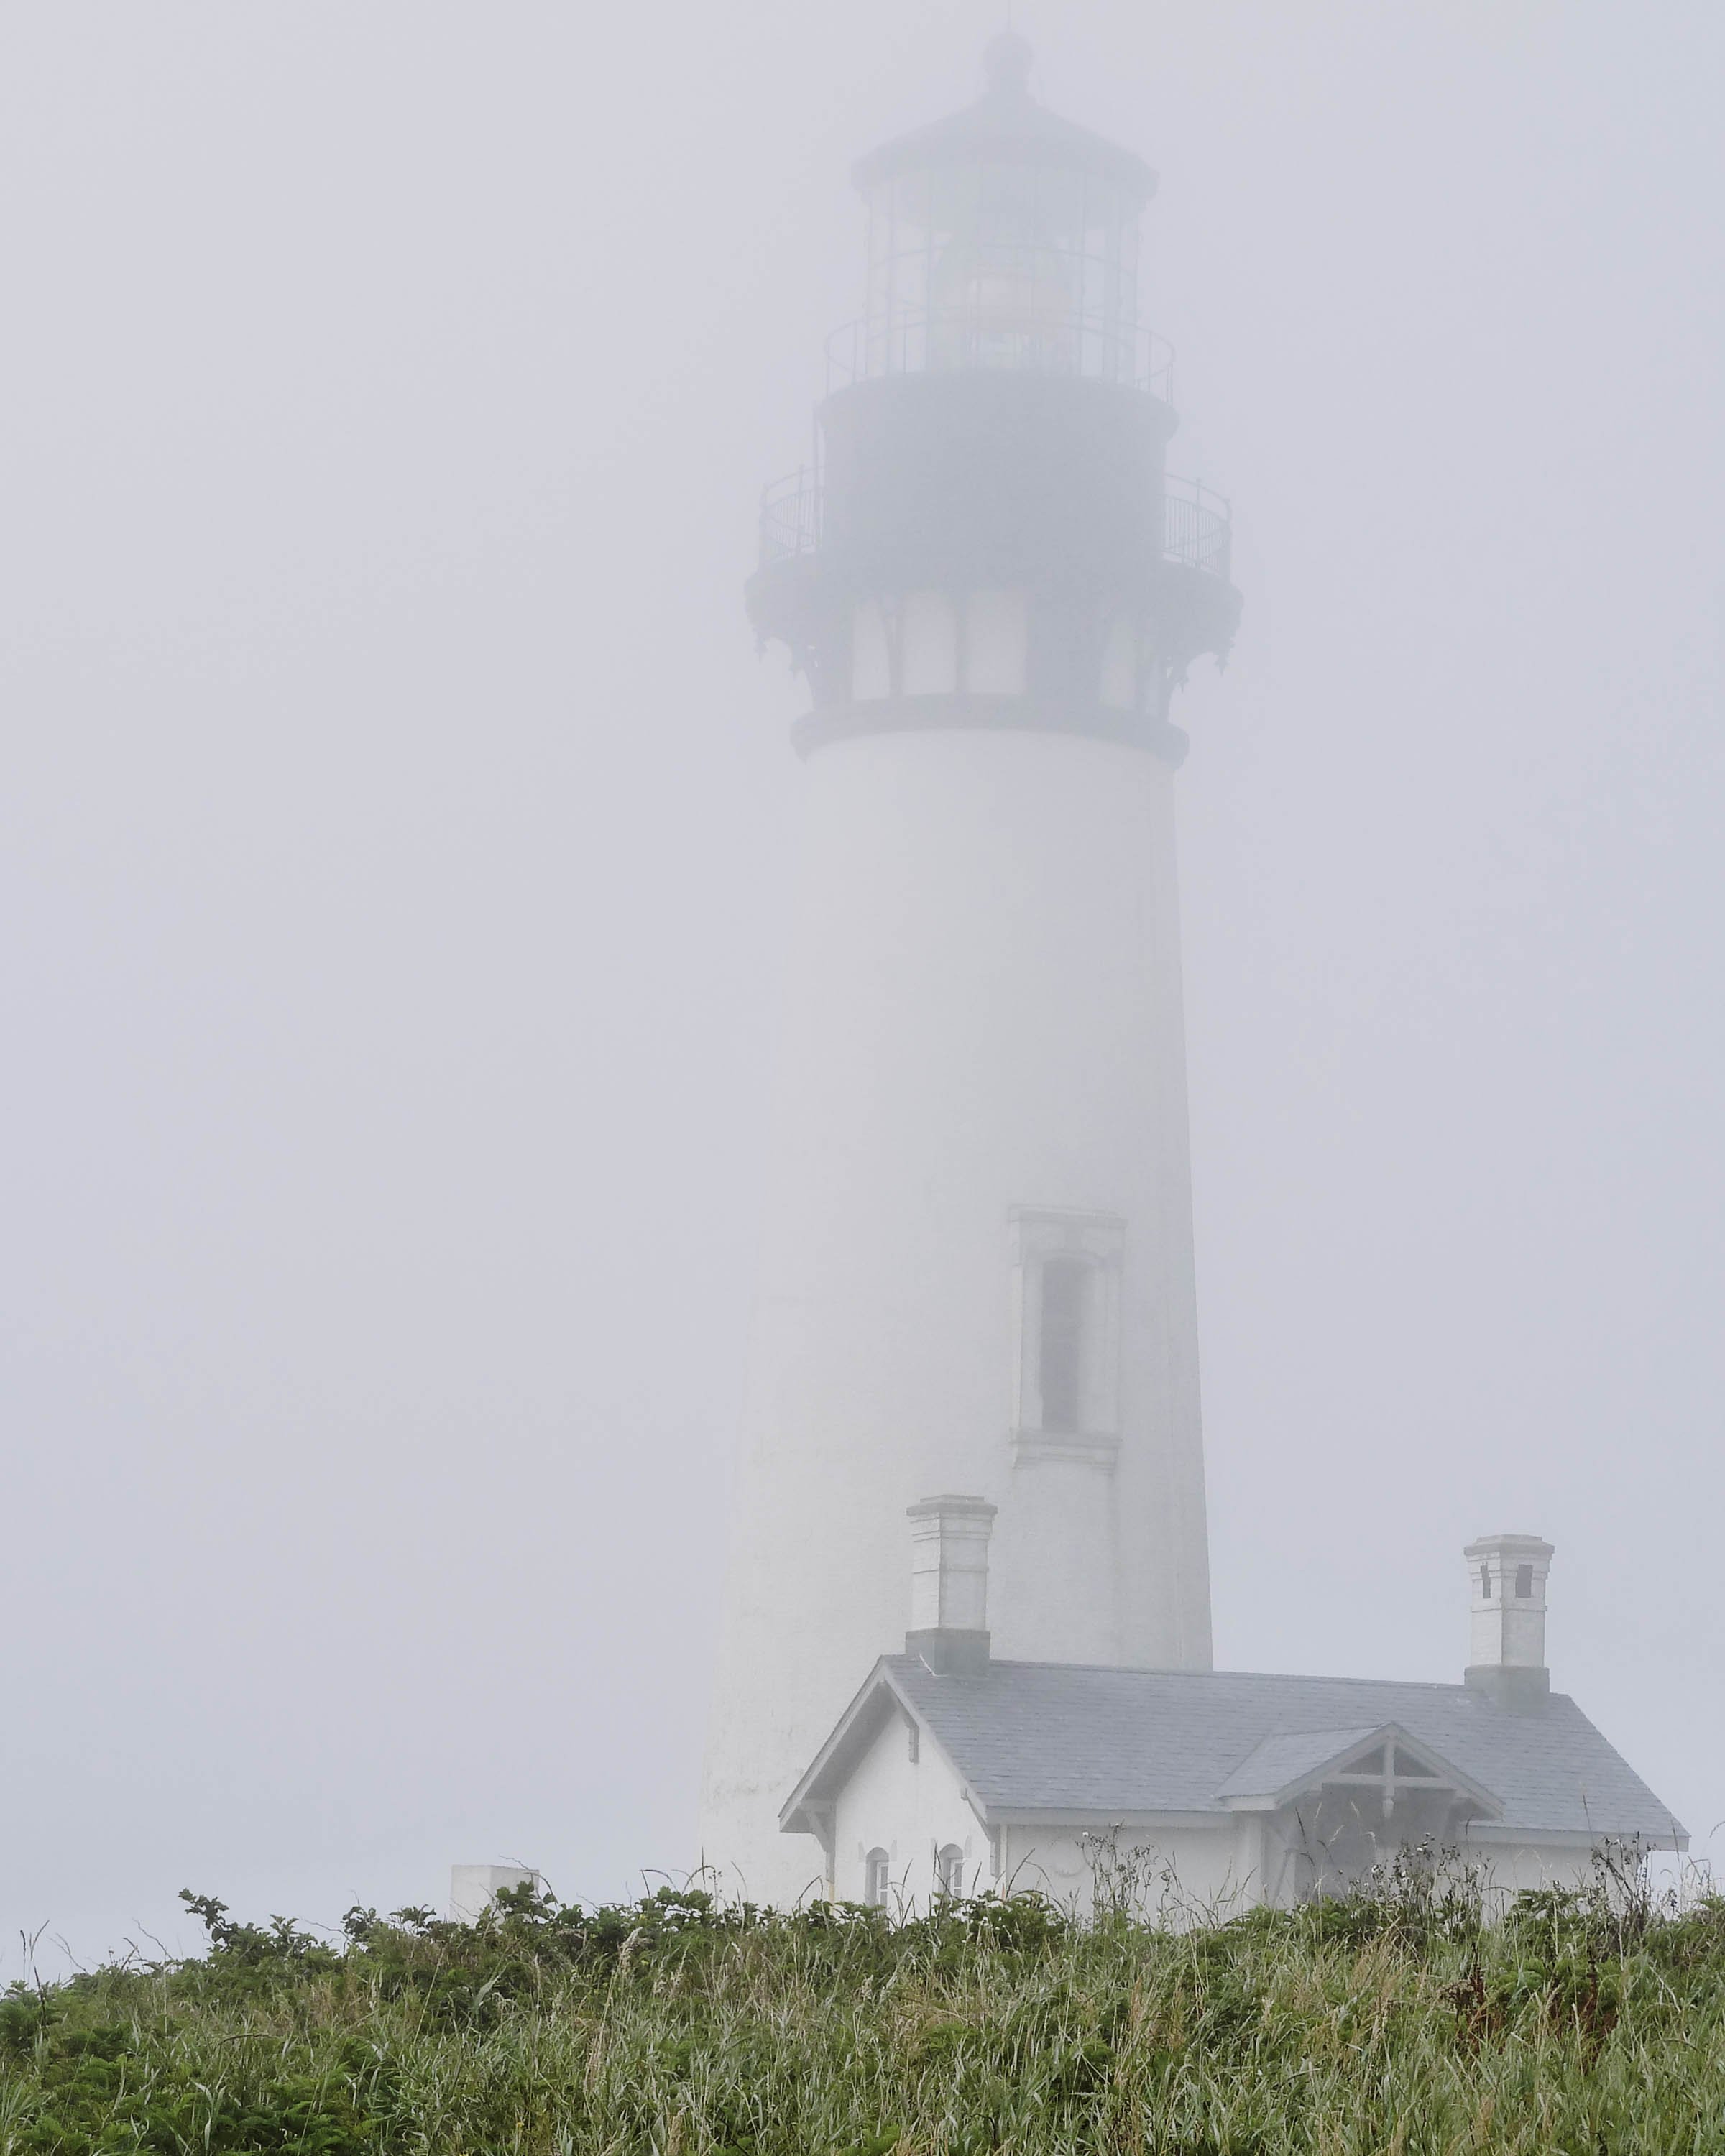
3 1856 1723 2153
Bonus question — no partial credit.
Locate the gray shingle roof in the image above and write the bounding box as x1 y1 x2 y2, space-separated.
1213 1727 1386 1801
845 1658 1684 1843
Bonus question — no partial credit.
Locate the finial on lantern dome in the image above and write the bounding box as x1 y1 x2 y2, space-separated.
983 29 1033 95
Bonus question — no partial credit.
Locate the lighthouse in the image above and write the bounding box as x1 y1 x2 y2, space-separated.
699 37 1241 1902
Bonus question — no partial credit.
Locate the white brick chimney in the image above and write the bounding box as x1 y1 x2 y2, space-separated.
1464 1533 1554 1710
906 1493 997 1674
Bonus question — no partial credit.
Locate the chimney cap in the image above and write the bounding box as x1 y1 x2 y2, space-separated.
907 1492 998 1522
1464 1531 1554 1558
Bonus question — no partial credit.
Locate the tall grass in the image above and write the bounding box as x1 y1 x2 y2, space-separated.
4 1856 1723 2153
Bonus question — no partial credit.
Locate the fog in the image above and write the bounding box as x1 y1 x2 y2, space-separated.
2 1 1720 1971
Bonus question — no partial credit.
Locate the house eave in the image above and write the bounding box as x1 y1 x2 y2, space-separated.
778 1659 902 1836
987 1807 1236 1834
780 1659 1000 1838
1458 1820 1689 1854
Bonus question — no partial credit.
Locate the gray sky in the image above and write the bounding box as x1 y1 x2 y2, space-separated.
3 1 1720 1971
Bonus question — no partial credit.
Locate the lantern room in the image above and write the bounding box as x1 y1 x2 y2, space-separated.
837 33 1162 394
747 37 1238 756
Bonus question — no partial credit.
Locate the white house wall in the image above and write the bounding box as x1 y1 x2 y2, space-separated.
826 1705 990 1908
1002 1825 1621 1922
1462 1838 1615 1901
1001 1821 1256 1925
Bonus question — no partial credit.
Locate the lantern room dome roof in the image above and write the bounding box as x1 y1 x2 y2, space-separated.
852 39 1157 203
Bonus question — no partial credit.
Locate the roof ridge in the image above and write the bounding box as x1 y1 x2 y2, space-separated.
888 1655 1575 1704
924 1657 1468 1687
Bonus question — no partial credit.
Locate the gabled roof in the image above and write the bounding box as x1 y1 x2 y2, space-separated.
778 1668 913 1835
782 1657 1685 1848
1214 1723 1503 1820
1213 1726 1384 1802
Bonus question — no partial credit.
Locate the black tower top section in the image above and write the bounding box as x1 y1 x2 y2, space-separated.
748 42 1240 763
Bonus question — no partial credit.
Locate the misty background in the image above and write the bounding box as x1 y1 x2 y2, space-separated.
2 1 1720 1973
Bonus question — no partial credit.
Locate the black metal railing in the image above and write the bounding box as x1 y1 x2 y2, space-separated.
825 305 1175 400
759 467 824 566
1164 476 1232 576
757 467 1230 580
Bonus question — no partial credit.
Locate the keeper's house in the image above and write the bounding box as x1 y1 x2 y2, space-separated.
780 1498 1685 1914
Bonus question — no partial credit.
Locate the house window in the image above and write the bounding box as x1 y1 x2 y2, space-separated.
936 1844 965 1899
863 1848 891 1909
1514 1563 1534 1598
1008 1209 1126 1466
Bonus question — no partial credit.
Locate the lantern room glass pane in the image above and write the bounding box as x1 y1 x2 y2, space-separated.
861 164 1142 385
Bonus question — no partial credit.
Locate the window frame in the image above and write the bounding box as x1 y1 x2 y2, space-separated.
1007 1207 1126 1466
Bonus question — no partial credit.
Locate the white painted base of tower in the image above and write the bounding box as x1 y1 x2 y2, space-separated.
699 719 1213 1904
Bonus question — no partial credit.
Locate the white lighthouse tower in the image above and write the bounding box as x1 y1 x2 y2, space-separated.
700 37 1241 1902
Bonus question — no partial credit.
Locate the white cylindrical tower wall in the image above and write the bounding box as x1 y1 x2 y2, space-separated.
703 38 1238 1903
699 721 1213 1901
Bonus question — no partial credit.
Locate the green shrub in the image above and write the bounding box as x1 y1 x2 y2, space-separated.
1 1867 1722 2152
